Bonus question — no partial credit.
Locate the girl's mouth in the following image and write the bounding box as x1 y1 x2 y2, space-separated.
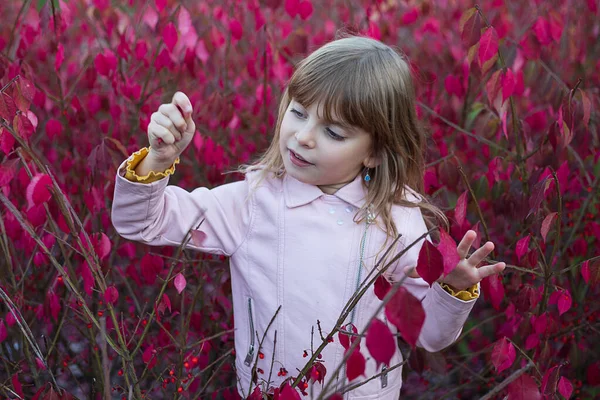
289 149 313 167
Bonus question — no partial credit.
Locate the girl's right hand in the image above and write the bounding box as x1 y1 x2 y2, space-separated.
147 91 196 164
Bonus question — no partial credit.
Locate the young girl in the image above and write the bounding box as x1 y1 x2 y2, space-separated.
111 36 505 399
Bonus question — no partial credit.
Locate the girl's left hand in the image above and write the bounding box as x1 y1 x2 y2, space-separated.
406 230 506 291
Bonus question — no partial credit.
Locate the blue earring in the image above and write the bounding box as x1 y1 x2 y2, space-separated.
364 168 371 182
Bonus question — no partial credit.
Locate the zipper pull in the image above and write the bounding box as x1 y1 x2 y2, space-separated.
244 346 254 366
381 365 388 388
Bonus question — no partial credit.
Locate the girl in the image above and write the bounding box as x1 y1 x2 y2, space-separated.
111 36 505 399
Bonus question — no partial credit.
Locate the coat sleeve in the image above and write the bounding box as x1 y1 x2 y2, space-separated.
111 159 254 256
387 203 479 353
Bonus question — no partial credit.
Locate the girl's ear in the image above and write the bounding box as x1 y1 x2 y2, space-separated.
364 153 382 169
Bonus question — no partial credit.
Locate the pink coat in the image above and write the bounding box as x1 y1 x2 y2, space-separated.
111 160 478 399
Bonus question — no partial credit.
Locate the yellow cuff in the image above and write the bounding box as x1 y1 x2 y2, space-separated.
122 147 179 183
440 283 479 301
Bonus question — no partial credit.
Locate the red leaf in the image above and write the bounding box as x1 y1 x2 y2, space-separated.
143 345 158 369
515 234 530 262
93 232 111 260
26 174 53 209
588 362 600 385
527 176 552 217
338 324 359 350
384 286 425 347
580 89 592 128
228 19 243 41
45 119 63 139
104 286 119 304
557 289 572 316
163 22 178 52
524 333 539 350
310 361 327 384
374 275 391 300
485 68 502 106
533 17 552 45
416 240 444 286
285 0 300 17
279 383 301 400
491 337 516 373
0 92 17 120
540 212 557 243
48 291 61 321
345 349 366 381
438 229 460 275
14 113 35 139
14 78 35 112
444 74 464 98
478 27 498 75
548 12 564 42
454 191 468 226
80 261 95 296
94 50 117 76
0 319 7 343
11 374 24 398
507 374 542 400
0 158 18 187
501 68 515 103
327 395 343 400
401 7 419 25
365 319 395 367
298 1 313 20
141 254 165 284
558 377 573 399
155 0 166 12
541 364 563 395
481 274 504 310
157 293 172 315
174 273 187 294
459 8 482 48
0 127 15 155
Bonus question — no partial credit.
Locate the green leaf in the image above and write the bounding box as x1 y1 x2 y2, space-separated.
36 0 47 12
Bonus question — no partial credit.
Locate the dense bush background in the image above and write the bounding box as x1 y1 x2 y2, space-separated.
0 0 599 398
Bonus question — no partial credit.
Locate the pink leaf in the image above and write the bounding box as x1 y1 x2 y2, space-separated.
142 7 159 30
491 337 516 373
195 40 210 63
478 27 499 75
557 289 572 316
374 275 391 300
541 212 557 243
401 7 419 25
444 74 464 98
507 374 542 400
416 240 444 286
48 291 61 321
26 174 53 209
0 127 15 155
163 22 178 52
141 254 165 284
459 8 482 48
104 286 119 304
94 50 117 76
548 12 564 42
174 273 187 294
155 0 166 12
157 294 171 315
558 376 573 399
11 374 24 399
384 286 425 347
45 118 63 139
527 176 552 217
14 113 35 139
298 1 313 20
228 19 243 41
454 191 468 226
515 234 531 262
581 260 590 284
365 319 395 367
345 349 366 381
438 229 460 275
524 333 539 350
15 78 35 112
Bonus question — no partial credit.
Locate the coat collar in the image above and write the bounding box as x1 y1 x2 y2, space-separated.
283 173 367 209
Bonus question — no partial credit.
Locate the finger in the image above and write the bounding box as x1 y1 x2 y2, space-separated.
172 91 193 118
456 230 477 259
158 104 187 133
468 241 495 266
476 262 506 279
403 266 421 279
152 112 182 141
149 122 175 145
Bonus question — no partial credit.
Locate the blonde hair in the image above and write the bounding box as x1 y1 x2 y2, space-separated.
243 34 447 239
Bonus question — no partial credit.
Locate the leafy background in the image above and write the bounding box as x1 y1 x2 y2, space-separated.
0 0 599 399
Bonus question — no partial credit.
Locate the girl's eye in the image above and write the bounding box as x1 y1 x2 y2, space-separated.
326 128 345 141
290 108 304 118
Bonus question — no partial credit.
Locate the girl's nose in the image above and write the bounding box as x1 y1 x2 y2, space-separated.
295 125 316 148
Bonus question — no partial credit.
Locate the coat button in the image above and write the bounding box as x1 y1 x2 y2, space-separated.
337 219 344 225
329 207 336 214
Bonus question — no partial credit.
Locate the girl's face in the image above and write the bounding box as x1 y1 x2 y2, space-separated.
279 99 376 194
